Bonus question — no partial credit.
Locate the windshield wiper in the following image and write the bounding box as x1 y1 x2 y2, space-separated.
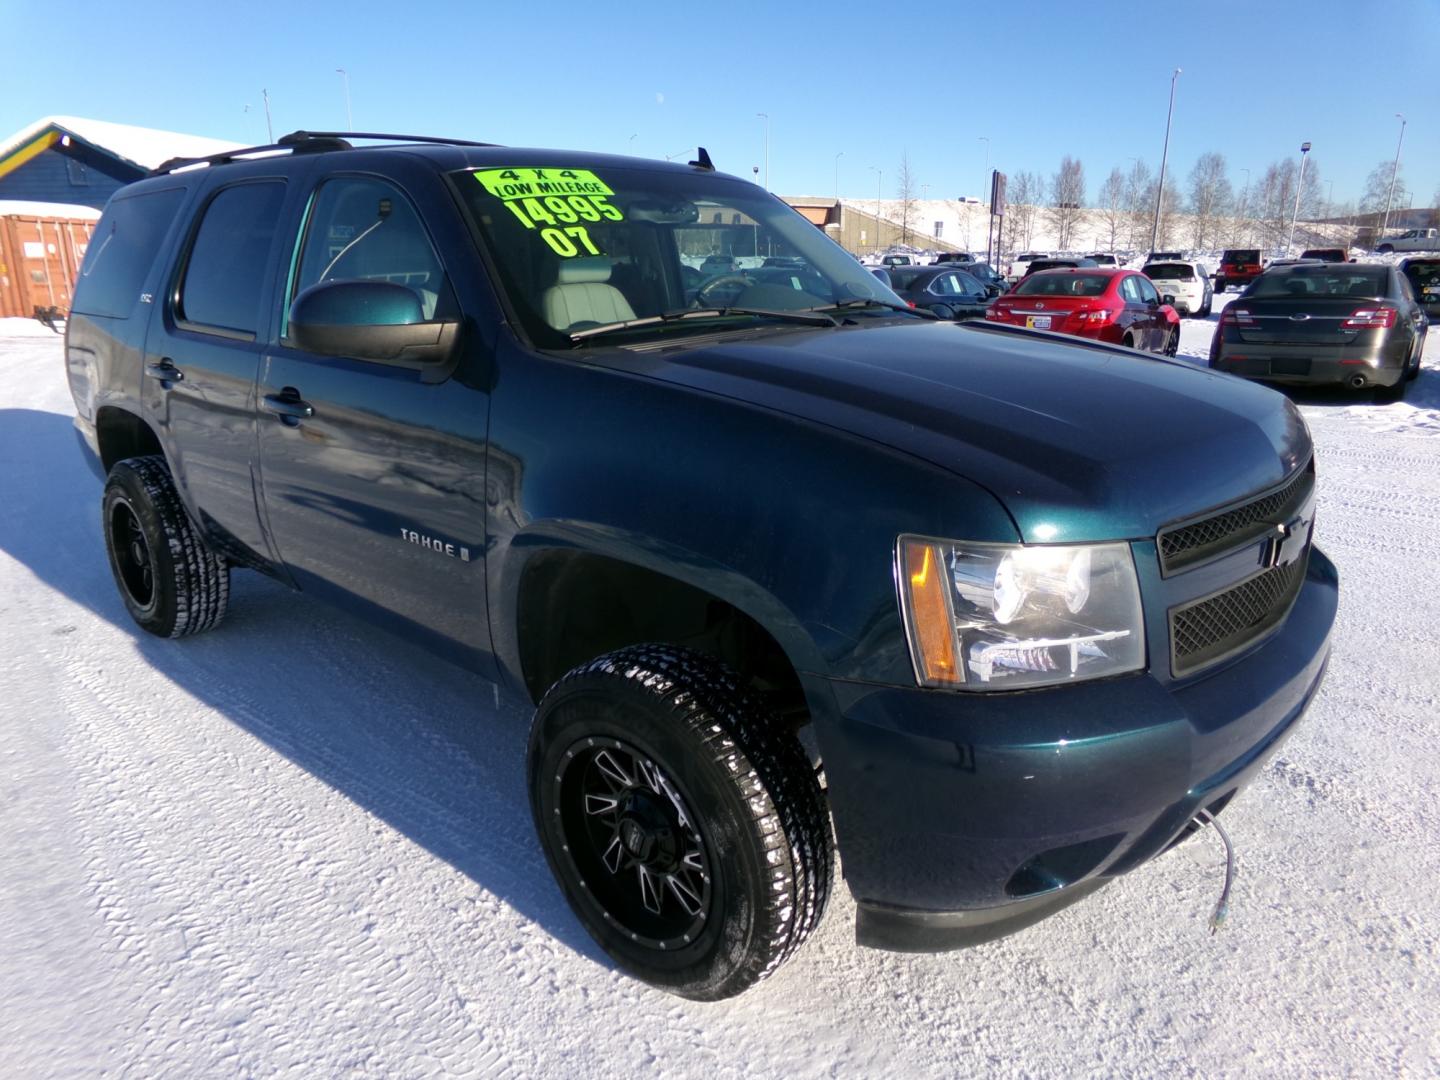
802 299 936 319
570 306 837 342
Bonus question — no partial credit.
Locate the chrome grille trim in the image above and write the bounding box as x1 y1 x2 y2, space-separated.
1157 459 1315 576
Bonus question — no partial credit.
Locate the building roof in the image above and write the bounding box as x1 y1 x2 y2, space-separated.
0 199 102 220
0 116 242 178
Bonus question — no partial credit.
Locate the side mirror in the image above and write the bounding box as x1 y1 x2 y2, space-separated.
1160 294 1176 306
985 284 1001 297
289 280 457 375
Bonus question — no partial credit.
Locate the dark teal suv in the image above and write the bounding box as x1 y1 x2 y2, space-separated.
65 131 1337 999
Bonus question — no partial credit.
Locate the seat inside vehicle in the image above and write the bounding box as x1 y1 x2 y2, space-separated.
542 256 636 330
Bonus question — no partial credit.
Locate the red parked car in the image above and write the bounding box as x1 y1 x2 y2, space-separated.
986 268 1181 354
1216 248 1264 292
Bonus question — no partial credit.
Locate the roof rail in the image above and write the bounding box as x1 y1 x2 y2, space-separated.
150 129 501 176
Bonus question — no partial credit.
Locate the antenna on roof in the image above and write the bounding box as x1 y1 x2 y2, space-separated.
688 147 714 171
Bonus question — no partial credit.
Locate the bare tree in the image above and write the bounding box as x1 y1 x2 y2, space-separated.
1096 167 1125 252
896 153 917 246
1046 156 1086 250
1360 159 1404 214
1187 151 1233 250
1124 159 1154 249
1001 171 1040 258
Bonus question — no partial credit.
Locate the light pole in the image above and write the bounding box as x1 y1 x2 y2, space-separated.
1236 167 1250 244
1287 141 1312 253
1380 113 1406 241
1150 67 1181 254
336 69 352 129
834 150 843 200
262 88 274 143
977 136 990 204
870 166 882 254
756 113 770 191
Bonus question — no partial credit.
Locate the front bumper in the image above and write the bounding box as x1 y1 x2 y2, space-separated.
811 547 1337 952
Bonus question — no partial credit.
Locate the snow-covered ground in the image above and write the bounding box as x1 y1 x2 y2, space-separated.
2 311 1438 1078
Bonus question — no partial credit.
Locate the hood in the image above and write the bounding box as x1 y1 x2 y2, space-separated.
631 320 1311 543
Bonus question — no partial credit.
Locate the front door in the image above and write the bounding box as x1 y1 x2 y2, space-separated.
255 171 495 674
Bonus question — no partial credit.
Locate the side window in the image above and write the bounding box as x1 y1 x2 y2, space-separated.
1119 276 1140 303
1133 276 1160 304
931 273 959 296
289 176 443 325
176 182 286 336
73 188 185 319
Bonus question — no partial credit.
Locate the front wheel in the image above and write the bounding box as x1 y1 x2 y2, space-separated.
1163 327 1180 357
529 645 833 1000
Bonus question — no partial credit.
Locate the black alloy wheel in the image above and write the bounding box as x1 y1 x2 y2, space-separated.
1164 327 1180 356
101 456 229 637
529 645 832 1000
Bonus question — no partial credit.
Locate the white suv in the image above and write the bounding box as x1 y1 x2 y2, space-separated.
1142 259 1213 317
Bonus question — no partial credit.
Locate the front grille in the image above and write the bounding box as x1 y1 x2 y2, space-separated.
1170 556 1307 676
1158 460 1314 575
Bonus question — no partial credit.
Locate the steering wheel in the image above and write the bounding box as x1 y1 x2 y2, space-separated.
695 273 752 307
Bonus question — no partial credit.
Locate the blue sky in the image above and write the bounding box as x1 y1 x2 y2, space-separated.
3 0 1436 208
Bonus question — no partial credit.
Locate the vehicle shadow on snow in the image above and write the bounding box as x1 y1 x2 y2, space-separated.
0 407 612 970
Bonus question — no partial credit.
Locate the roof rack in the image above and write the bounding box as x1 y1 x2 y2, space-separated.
150 129 501 176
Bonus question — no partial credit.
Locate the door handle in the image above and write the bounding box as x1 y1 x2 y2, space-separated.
144 360 184 385
262 389 314 425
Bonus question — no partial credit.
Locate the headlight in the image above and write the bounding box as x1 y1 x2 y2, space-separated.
897 536 1145 690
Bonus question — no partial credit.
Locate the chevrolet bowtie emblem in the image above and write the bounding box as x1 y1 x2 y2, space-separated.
1261 518 1307 569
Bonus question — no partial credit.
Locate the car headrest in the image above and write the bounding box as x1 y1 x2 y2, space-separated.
556 256 613 285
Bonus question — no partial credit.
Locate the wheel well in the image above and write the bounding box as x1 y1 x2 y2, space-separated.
516 550 807 723
95 406 163 474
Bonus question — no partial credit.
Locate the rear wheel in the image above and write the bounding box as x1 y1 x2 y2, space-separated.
1406 333 1425 381
929 304 955 320
1122 332 1136 349
529 645 833 1000
1199 294 1213 318
102 456 229 637
1377 244 1394 255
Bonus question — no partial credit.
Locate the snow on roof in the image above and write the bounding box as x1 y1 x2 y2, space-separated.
0 199 102 220
0 115 243 172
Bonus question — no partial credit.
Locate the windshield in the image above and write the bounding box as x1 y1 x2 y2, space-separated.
1248 266 1387 299
1403 261 1440 289
1015 272 1111 297
1145 263 1194 281
455 164 908 346
1223 250 1260 264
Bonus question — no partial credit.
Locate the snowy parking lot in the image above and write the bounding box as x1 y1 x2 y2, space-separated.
2 306 1438 1078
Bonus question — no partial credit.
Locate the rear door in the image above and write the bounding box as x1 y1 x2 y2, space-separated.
145 174 299 567
254 163 497 674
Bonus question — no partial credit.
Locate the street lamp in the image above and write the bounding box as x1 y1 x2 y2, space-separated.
834 150 843 201
870 165 882 254
756 113 770 191
1150 68 1181 253
1287 141 1312 253
977 136 990 204
1236 167 1250 244
335 69 352 130
1380 113 1407 241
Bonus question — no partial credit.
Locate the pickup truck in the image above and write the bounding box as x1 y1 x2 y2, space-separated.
1375 228 1440 254
65 131 1337 1000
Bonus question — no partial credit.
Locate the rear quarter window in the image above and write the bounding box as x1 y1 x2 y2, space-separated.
72 188 186 319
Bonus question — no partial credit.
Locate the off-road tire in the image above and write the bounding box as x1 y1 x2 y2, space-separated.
529 644 833 1000
102 456 229 637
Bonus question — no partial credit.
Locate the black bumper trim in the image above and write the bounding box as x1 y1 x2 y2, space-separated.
855 877 1112 953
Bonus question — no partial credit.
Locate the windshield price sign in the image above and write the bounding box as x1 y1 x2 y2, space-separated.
474 168 623 258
